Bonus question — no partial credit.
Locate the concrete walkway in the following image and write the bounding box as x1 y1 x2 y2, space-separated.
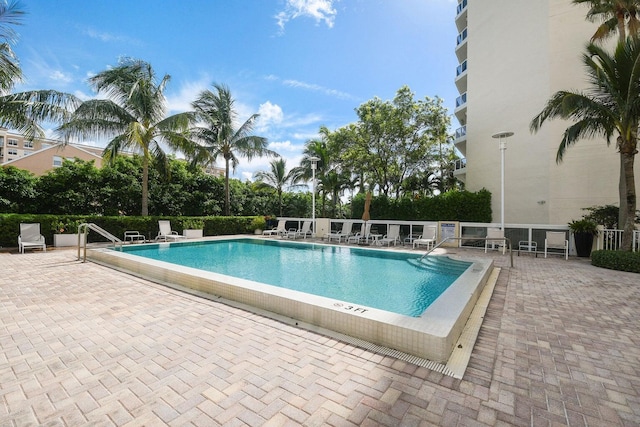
0 247 638 426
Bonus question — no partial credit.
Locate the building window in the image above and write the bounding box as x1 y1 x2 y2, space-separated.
7 138 18 146
53 156 63 167
7 148 18 156
23 141 33 149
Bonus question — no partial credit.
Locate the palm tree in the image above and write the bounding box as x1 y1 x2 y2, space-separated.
0 1 78 139
530 40 639 251
188 83 275 216
57 58 192 216
254 158 304 216
573 0 640 229
573 0 640 42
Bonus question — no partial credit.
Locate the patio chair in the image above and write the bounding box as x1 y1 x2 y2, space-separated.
263 219 287 237
413 226 437 250
379 224 401 246
18 223 46 254
156 220 186 242
327 221 353 243
484 228 505 254
545 231 568 259
347 223 372 244
286 221 312 239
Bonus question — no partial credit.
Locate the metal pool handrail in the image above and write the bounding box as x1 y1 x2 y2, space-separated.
420 236 513 268
77 223 123 262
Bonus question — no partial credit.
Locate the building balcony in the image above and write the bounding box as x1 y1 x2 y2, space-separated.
455 0 467 32
455 27 468 61
454 126 467 156
454 93 467 124
455 60 467 92
453 158 466 182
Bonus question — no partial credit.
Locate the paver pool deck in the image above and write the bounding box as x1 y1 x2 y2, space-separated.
0 244 638 426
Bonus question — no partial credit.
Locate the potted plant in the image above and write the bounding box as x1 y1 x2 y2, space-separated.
250 216 266 235
52 219 85 247
181 218 204 239
568 219 599 257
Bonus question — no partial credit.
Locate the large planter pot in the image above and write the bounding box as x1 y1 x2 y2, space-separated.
54 233 86 247
573 232 594 257
182 229 203 239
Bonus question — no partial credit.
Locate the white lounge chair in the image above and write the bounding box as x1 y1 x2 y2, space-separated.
545 231 568 259
263 219 287 237
18 223 46 254
156 220 186 242
327 221 353 243
286 221 312 239
347 223 372 244
379 224 401 246
413 226 437 250
484 228 505 254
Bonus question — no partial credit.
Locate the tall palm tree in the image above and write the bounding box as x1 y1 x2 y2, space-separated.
254 158 304 216
0 1 78 139
188 83 275 216
530 40 639 251
57 58 192 216
573 0 640 42
573 0 640 229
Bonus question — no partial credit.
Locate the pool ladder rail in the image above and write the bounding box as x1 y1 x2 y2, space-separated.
77 222 123 262
419 236 513 268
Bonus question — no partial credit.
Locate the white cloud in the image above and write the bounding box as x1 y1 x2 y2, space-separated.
256 101 284 132
49 70 73 83
269 140 302 152
166 76 210 113
275 0 337 33
82 26 142 46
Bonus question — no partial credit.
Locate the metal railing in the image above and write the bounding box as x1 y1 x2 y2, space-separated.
456 0 468 15
598 228 640 251
77 223 123 262
420 236 513 268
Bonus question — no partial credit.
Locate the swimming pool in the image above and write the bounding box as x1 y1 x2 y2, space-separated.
87 236 493 363
122 239 471 317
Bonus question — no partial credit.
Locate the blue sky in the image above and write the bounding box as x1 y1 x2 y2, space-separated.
13 0 459 180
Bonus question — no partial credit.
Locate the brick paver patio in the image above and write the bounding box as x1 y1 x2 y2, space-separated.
0 246 638 426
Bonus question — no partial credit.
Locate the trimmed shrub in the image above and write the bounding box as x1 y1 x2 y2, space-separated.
591 250 640 273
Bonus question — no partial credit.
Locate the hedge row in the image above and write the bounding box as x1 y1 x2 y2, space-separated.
0 214 261 249
591 250 640 273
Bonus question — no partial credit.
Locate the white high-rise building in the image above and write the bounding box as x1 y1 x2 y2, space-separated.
453 0 640 225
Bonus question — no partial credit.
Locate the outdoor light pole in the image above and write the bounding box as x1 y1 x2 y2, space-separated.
492 131 514 231
309 156 320 237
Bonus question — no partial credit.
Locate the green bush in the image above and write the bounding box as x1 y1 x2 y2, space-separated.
591 250 640 273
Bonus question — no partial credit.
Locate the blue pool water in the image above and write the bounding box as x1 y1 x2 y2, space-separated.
119 239 471 317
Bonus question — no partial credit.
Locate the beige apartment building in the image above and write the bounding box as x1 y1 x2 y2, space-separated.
453 0 640 226
0 129 103 176
0 128 225 177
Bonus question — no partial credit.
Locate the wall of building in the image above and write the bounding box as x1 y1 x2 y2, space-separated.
462 0 639 225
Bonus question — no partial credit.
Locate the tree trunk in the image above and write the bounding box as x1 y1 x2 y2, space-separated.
141 151 149 216
620 151 636 251
619 151 628 230
224 156 231 216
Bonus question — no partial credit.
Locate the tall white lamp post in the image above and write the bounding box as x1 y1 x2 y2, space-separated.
309 156 320 237
492 131 514 231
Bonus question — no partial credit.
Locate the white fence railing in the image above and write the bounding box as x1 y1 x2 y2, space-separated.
599 228 640 252
276 218 639 253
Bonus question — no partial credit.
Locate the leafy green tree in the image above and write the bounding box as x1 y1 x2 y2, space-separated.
0 165 36 212
187 83 275 216
341 86 450 197
58 58 192 216
254 158 304 216
98 155 142 216
531 40 639 251
35 159 101 215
